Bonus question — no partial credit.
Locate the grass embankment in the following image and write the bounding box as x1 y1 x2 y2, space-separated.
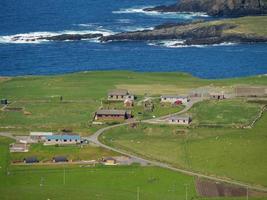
102 100 267 187
10 143 118 162
210 16 267 37
1 71 267 134
189 99 262 127
0 137 198 200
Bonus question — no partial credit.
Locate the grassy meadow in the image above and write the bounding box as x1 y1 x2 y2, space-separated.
102 109 267 187
188 99 262 127
1 71 267 134
1 71 267 199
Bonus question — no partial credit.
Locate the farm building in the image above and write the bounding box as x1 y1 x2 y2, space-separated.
124 99 134 108
168 116 191 125
30 132 53 141
24 156 39 164
0 99 8 105
9 143 29 153
209 93 225 100
53 156 68 163
102 157 117 165
235 86 267 97
107 89 134 101
95 109 132 121
161 95 189 104
44 135 81 146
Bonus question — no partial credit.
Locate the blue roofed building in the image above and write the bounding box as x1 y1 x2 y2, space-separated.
44 134 81 146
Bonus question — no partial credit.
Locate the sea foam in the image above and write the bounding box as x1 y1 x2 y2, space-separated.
113 6 209 19
148 40 236 48
0 29 114 44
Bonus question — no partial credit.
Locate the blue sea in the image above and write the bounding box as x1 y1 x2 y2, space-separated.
0 0 267 79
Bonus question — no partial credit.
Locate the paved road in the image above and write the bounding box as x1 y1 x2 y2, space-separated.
0 132 17 140
86 98 267 192
143 97 203 124
86 122 267 192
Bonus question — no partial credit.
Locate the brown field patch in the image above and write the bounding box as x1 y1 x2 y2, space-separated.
196 178 267 197
115 84 189 95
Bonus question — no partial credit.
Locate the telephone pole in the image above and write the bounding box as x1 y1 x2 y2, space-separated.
185 184 188 200
137 187 140 200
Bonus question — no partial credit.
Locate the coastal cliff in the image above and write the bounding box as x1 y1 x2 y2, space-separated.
144 0 267 17
100 16 267 46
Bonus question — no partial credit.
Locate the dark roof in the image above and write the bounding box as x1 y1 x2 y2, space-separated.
53 156 68 162
24 156 38 163
96 109 127 115
108 89 129 96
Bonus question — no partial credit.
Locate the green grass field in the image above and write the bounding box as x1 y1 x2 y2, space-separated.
10 143 118 162
1 71 267 199
1 71 267 134
102 109 267 187
188 99 262 127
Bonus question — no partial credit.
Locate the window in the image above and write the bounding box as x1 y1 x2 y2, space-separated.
64 139 67 142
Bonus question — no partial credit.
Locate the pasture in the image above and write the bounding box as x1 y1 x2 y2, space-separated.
102 111 267 187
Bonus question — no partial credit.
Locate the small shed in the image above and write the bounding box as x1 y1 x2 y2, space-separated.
161 95 188 104
0 99 8 105
209 93 225 100
53 156 68 163
24 156 39 164
103 157 117 165
10 143 29 153
169 116 191 125
124 99 134 108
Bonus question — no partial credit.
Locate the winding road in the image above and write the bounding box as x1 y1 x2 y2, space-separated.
2 97 267 192
86 98 267 192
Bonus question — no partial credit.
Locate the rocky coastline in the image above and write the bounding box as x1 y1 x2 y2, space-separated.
99 21 267 46
144 0 267 17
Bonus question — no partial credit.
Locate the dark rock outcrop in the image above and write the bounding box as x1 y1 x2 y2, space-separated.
100 21 267 46
41 33 103 41
144 0 267 17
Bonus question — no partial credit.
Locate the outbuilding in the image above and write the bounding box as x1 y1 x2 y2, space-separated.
53 156 68 163
161 95 189 104
102 157 117 165
30 132 53 141
169 116 191 125
235 86 267 97
107 89 134 101
209 93 225 100
0 99 8 105
24 156 39 164
44 135 81 146
94 109 132 121
9 143 29 153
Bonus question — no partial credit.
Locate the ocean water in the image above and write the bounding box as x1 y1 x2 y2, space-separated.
0 0 266 79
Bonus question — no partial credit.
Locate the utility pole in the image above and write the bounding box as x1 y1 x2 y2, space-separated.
63 167 66 185
137 187 140 200
246 187 249 200
185 184 188 200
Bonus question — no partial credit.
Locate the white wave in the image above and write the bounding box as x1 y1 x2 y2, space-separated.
148 40 236 48
0 29 114 44
115 19 133 24
121 26 154 32
113 6 209 19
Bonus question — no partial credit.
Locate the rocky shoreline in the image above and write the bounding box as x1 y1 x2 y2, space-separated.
144 0 267 17
99 21 267 46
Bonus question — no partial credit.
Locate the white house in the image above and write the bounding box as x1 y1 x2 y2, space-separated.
161 95 189 104
44 135 81 146
168 116 191 125
30 132 53 141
